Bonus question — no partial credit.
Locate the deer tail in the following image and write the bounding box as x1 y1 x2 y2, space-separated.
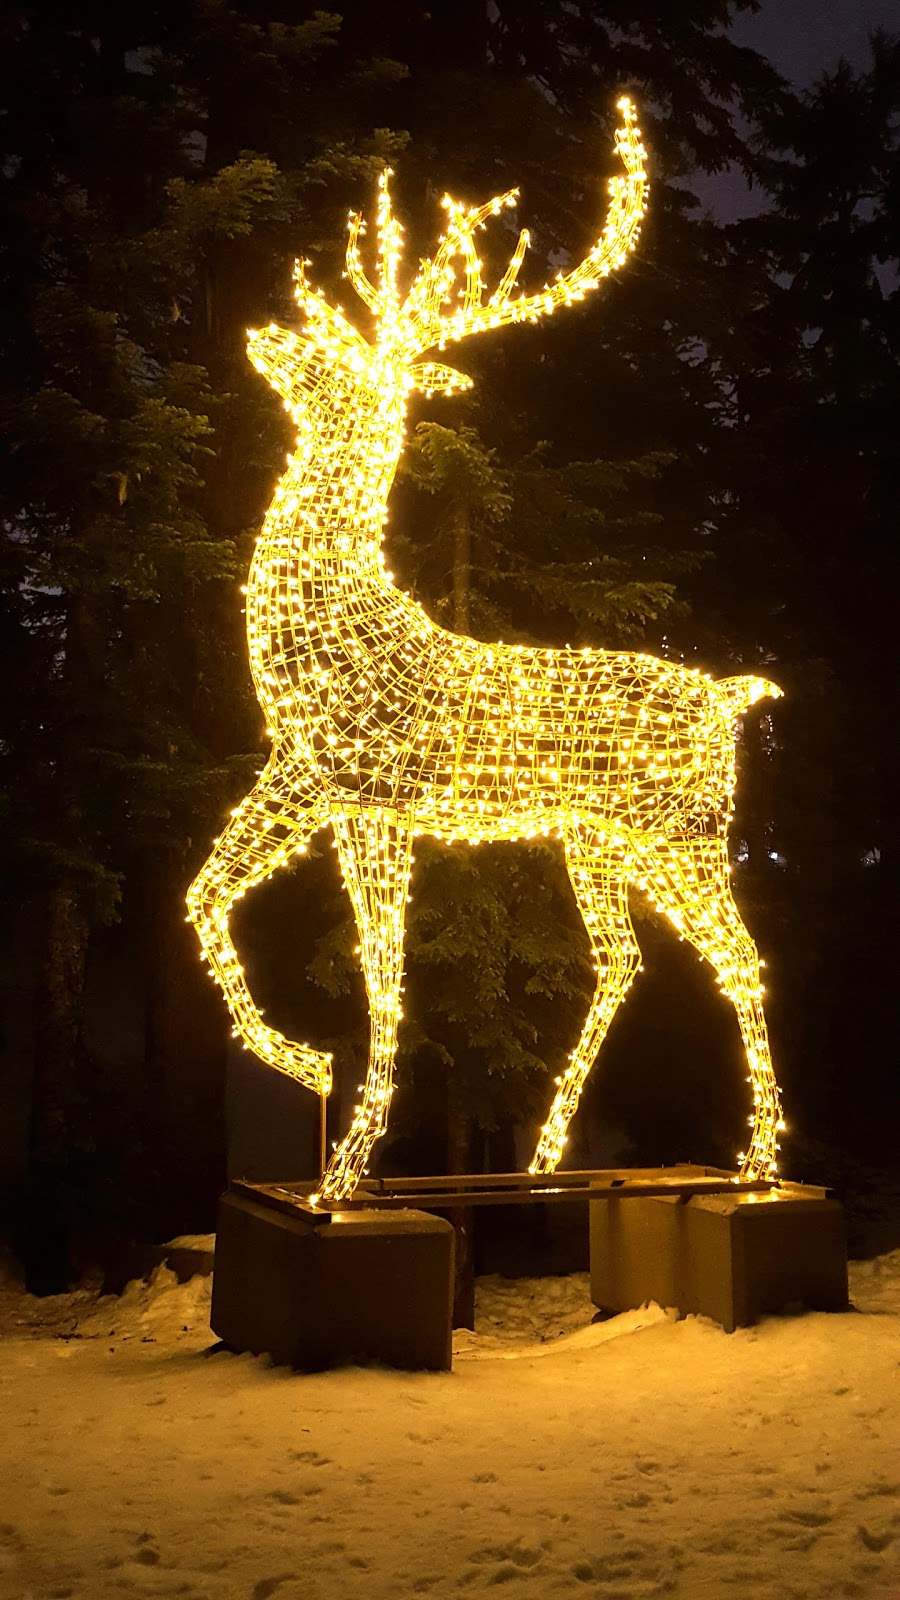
716 674 783 718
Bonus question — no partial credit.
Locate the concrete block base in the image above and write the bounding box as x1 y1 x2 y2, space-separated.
590 1183 848 1332
211 1188 454 1370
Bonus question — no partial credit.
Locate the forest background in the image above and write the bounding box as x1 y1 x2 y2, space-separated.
0 0 896 1294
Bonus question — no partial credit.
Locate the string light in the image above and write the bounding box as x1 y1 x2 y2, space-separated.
186 100 784 1202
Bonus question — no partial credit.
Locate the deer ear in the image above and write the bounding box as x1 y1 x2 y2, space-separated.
406 361 474 396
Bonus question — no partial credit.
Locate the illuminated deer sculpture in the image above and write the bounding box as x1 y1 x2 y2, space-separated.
187 100 784 1201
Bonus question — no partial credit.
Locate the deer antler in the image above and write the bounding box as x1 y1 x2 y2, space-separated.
345 168 405 319
399 186 514 331
292 256 368 357
297 98 644 377
402 97 647 351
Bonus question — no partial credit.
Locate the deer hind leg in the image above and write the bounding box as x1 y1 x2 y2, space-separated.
186 762 332 1093
632 834 782 1180
530 827 641 1175
317 809 415 1202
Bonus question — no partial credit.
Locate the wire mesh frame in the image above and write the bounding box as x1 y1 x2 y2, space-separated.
187 101 785 1205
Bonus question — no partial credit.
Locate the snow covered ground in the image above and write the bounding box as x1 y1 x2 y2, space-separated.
1 1247 899 1600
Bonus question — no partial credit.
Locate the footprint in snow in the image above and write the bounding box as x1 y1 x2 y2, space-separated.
467 1542 541 1569
858 1525 894 1552
777 1507 832 1528
252 1577 298 1600
485 1562 526 1584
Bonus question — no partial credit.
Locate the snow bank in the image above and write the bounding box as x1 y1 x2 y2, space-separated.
1 1253 898 1599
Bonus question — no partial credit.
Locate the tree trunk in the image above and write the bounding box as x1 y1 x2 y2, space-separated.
143 867 228 1238
447 1075 475 1330
24 881 91 1293
447 503 477 1328
451 501 471 634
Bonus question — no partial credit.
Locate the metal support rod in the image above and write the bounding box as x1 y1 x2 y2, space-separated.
307 1177 777 1210
234 1169 790 1225
360 1165 734 1194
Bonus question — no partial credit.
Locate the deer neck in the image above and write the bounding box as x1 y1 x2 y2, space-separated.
258 387 406 580
248 383 412 695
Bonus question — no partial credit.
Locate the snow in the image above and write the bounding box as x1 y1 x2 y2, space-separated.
1 1248 899 1600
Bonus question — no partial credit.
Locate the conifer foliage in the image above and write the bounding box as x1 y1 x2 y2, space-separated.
0 3 895 1282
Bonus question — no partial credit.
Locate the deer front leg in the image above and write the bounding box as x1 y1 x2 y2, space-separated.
531 828 641 1174
186 764 332 1093
317 809 415 1202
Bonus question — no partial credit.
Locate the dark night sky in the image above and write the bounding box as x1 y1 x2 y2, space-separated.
699 0 896 219
731 0 894 87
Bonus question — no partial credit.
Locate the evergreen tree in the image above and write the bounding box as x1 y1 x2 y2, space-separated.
701 35 898 1156
0 1 410 1281
2 1 829 1294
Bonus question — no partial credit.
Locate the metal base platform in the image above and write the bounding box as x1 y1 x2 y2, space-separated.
235 1163 777 1222
211 1186 454 1371
590 1181 849 1332
212 1168 847 1367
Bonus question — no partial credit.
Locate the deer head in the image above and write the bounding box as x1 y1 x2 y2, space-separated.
247 97 646 425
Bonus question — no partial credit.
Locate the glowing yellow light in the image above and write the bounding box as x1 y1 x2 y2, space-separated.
186 101 783 1201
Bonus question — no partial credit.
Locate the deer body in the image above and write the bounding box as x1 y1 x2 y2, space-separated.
250 446 755 841
188 102 784 1200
